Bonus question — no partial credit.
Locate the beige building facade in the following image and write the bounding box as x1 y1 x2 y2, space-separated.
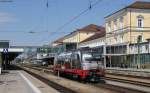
106 4 150 46
51 24 102 52
105 1 150 68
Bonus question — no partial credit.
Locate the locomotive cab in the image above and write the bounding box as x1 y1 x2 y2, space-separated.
53 50 105 82
81 52 105 82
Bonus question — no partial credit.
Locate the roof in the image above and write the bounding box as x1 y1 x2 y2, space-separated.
77 24 103 32
127 1 150 9
52 24 102 44
80 27 105 43
105 1 150 18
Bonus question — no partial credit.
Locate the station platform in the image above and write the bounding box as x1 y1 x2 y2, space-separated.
0 70 59 93
106 67 150 77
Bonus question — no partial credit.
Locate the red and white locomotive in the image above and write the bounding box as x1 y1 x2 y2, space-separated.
53 49 105 82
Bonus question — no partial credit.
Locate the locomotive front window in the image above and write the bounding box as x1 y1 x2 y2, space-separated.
82 52 101 62
82 53 93 61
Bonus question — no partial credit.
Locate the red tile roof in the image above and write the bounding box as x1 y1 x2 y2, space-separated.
77 24 103 32
127 1 150 9
52 24 102 44
80 27 105 43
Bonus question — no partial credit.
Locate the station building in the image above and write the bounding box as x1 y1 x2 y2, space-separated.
50 1 150 69
129 38 150 68
51 24 104 52
105 1 150 68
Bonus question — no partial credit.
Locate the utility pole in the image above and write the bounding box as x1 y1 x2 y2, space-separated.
137 35 141 69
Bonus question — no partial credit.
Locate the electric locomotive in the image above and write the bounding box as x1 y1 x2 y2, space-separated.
53 49 105 82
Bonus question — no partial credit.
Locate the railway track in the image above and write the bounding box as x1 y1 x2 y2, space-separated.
104 76 150 87
16 65 150 93
13 65 77 93
94 83 146 93
106 68 150 79
106 72 150 79
23 69 77 93
103 74 150 93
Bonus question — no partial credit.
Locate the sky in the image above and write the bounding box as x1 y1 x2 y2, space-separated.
0 0 149 46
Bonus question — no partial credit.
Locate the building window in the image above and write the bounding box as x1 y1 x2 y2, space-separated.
137 35 143 43
145 45 148 52
120 16 123 31
114 19 117 31
138 19 142 27
108 21 111 32
137 15 144 28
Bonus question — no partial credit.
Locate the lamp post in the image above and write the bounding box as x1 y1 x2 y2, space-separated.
137 35 142 69
131 35 137 68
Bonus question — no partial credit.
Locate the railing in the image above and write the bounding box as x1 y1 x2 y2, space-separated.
106 26 150 36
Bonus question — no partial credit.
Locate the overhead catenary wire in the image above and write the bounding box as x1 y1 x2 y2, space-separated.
53 0 103 34
0 0 50 34
0 0 102 35
0 30 70 34
32 0 49 46
0 0 106 35
0 0 136 35
28 0 49 34
32 0 103 43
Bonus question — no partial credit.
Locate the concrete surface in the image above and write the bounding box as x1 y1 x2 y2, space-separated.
0 70 59 93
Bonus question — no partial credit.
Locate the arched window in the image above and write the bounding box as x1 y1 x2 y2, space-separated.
137 15 144 28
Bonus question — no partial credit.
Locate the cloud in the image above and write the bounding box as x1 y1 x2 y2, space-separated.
0 12 16 24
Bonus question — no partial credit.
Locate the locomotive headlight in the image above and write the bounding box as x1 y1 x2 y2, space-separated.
83 66 87 70
82 63 86 70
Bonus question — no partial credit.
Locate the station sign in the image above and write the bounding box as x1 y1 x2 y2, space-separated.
3 48 8 54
